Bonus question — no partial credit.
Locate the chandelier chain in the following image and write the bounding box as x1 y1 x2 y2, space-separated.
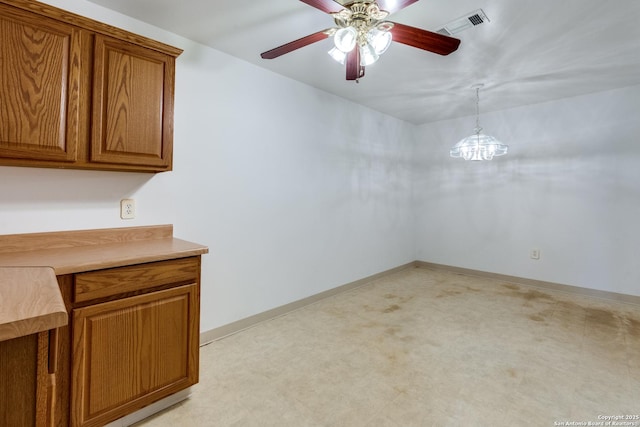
449 84 508 161
475 87 480 132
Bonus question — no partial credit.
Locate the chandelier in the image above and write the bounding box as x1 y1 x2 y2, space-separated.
326 1 394 67
450 84 508 161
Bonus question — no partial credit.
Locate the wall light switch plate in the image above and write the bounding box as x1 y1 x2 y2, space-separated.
120 199 135 219
530 249 540 260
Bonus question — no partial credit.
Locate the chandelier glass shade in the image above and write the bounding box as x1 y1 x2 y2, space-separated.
450 130 508 161
450 85 508 161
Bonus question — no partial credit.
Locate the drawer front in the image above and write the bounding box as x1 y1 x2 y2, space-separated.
74 257 199 303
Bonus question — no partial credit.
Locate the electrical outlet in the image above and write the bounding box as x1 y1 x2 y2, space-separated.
530 249 540 260
120 199 135 220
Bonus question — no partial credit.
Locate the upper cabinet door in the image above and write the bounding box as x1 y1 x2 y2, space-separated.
91 35 174 169
0 5 81 162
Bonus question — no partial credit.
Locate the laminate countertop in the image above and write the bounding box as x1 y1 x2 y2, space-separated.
0 224 208 342
0 267 67 341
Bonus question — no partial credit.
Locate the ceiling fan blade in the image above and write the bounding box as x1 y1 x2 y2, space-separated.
376 0 419 14
261 30 331 59
299 0 345 14
389 22 460 55
346 48 363 81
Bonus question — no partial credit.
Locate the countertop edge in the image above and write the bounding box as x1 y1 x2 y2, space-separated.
0 226 209 342
0 310 68 342
51 240 209 275
0 267 68 342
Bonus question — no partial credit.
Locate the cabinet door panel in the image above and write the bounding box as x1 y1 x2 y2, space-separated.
91 35 174 169
71 284 199 427
0 334 38 425
0 5 80 162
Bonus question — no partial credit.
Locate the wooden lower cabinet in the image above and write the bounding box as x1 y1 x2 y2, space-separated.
0 332 53 427
54 256 201 427
71 285 199 426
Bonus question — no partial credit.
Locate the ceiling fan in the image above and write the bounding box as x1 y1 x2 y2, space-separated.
260 0 461 81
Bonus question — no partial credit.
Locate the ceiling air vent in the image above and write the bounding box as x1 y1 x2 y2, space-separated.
437 9 489 36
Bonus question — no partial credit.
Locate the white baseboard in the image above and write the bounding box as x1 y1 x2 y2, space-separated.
199 260 640 346
105 388 192 427
199 261 418 345
416 261 640 306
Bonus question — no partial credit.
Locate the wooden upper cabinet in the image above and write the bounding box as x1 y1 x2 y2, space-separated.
91 36 174 169
0 5 81 162
0 0 182 172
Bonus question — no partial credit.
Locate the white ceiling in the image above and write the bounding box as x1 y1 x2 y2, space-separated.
87 0 640 125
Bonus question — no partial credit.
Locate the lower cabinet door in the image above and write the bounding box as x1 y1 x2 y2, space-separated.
71 284 199 427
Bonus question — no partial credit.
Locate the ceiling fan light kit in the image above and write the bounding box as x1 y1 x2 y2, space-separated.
260 0 461 81
450 84 508 161
328 46 347 64
327 2 392 67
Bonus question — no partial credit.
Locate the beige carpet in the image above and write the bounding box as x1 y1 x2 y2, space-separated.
135 266 640 426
